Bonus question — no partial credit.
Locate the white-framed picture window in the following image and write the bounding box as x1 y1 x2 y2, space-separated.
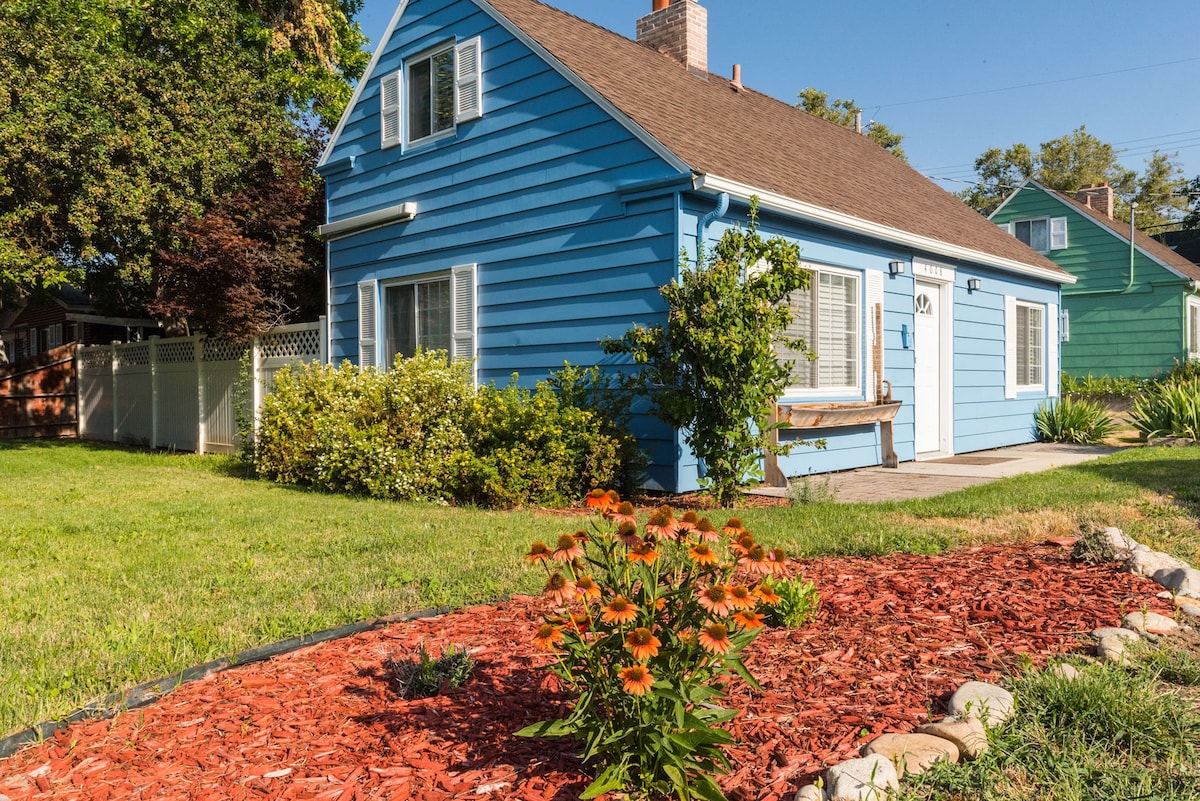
778 265 861 393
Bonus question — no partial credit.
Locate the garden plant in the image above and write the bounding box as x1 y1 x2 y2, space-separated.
518 490 794 800
1033 396 1118 444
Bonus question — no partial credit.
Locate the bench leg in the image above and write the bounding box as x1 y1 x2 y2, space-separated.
880 420 898 468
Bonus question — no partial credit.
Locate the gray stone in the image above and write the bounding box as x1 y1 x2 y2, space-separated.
1048 662 1081 681
1091 626 1140 642
1101 527 1137 554
827 754 899 801
1122 610 1179 635
1126 549 1188 580
1097 635 1130 664
794 784 828 801
1153 566 1200 598
948 681 1015 727
917 716 989 760
1178 602 1200 619
862 732 959 776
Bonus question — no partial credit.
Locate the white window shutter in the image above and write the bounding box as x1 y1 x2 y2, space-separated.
866 269 884 402
1004 295 1017 399
1049 217 1068 250
451 263 477 380
358 280 378 368
1047 302 1059 397
455 37 482 123
380 71 402 149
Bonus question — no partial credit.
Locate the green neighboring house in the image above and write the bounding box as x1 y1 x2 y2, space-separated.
990 179 1200 378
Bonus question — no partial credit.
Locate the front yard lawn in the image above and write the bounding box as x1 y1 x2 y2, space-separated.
1 440 1197 738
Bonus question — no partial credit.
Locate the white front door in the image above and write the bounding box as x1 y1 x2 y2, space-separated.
914 281 943 454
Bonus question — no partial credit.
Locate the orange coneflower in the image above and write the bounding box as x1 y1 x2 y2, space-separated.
697 622 732 654
676 510 700 534
559 612 591 635
575 575 602 602
627 541 659 565
601 594 639 625
754 583 782 606
585 488 613 512
525 541 552 564
722 517 748 538
552 533 585 563
728 584 755 610
572 529 589 544
609 500 637 527
644 507 678 541
731 532 756 557
688 543 720 567
767 547 788 575
738 543 774 575
543 572 577 605
616 521 642 549
618 664 655 695
533 623 563 650
732 610 766 630
624 627 661 661
697 585 735 617
694 517 721 543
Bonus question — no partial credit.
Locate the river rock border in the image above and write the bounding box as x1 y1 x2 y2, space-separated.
792 526 1199 801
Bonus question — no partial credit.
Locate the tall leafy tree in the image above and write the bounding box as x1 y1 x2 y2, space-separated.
0 0 367 332
797 88 907 162
1184 177 1200 229
960 126 1188 229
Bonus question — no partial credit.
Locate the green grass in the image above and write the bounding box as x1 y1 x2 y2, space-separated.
2 440 1200 740
899 649 1200 801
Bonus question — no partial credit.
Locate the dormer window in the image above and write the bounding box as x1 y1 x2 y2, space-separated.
380 37 482 151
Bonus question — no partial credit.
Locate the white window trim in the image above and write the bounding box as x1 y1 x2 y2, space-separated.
782 263 863 398
1005 297 1046 396
1187 296 1200 360
1008 216 1068 253
404 41 457 150
372 265 477 380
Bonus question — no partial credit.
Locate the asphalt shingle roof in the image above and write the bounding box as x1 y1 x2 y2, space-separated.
483 0 1068 278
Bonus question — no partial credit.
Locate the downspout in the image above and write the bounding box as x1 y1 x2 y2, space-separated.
1063 200 1137 297
695 192 730 263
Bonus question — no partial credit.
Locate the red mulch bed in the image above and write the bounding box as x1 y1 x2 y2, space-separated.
0 543 1172 801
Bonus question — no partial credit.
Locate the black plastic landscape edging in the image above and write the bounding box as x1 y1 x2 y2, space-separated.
0 606 450 761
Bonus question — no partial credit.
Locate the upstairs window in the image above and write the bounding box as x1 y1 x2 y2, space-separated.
778 266 861 393
380 37 482 151
1010 216 1067 253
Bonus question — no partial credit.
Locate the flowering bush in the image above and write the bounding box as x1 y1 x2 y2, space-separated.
518 491 791 800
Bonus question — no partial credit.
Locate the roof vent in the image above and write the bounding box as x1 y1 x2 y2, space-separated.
730 63 743 92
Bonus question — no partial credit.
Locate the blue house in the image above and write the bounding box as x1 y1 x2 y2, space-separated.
317 0 1075 492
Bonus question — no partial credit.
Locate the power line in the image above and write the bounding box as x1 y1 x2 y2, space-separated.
877 56 1200 110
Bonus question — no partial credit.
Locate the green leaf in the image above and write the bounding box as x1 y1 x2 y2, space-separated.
726 657 763 692
690 773 730 801
514 718 574 738
580 764 628 799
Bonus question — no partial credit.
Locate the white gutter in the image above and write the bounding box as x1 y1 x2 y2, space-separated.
695 174 1077 286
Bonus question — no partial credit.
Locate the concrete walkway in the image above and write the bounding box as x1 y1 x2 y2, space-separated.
752 442 1127 503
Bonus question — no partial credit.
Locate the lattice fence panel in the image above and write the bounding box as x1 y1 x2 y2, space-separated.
204 339 245 363
115 343 151 368
258 326 321 360
79 347 113 371
157 339 196 364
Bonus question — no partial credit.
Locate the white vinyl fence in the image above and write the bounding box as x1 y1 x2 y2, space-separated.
77 319 326 454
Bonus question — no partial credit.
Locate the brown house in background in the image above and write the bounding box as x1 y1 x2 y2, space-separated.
0 287 156 364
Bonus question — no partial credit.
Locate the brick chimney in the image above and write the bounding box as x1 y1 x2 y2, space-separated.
1076 183 1114 218
636 0 708 76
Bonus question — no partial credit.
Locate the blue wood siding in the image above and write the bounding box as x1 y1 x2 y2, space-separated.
322 0 688 489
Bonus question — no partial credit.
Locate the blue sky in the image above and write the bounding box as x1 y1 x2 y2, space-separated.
354 0 1200 197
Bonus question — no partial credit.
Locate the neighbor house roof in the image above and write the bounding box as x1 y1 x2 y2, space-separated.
478 0 1070 282
1045 187 1200 284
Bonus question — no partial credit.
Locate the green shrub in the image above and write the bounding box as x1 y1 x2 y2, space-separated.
450 375 633 508
254 352 474 501
255 354 641 508
1033 396 1118 444
1130 377 1200 439
1061 371 1145 400
761 576 820 628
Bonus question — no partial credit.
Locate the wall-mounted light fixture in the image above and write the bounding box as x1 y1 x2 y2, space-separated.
888 260 906 276
967 277 982 292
